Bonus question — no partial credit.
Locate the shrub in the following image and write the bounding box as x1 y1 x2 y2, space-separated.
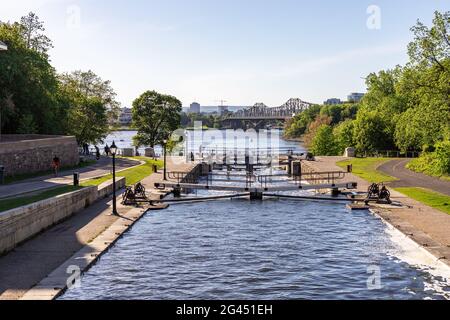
407 140 450 177
310 125 339 156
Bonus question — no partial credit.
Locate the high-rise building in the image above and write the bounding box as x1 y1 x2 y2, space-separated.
347 92 365 103
324 98 342 105
118 107 133 126
189 102 201 113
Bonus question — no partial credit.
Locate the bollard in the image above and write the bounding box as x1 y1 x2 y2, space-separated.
287 155 293 177
0 165 4 185
73 172 80 186
331 188 340 197
173 186 181 198
250 191 263 200
347 164 353 173
292 161 302 177
153 164 158 173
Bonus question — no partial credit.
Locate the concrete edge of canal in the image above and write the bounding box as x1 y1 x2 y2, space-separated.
370 208 450 270
20 207 148 300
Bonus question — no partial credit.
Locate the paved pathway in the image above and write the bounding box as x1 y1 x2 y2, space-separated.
378 159 450 196
0 157 140 200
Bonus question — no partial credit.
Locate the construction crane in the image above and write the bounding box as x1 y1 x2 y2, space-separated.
215 99 228 107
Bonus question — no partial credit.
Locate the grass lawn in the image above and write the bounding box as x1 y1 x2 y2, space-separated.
395 187 450 215
81 157 163 187
0 157 162 213
0 185 82 213
4 160 95 184
336 158 398 183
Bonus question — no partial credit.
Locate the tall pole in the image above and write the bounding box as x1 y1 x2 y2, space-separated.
112 152 118 215
0 43 7 141
163 142 167 181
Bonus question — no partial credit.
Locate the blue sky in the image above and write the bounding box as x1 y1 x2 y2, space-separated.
1 0 449 107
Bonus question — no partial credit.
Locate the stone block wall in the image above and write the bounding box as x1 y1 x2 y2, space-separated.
0 187 97 255
97 177 126 199
0 135 79 177
0 177 125 255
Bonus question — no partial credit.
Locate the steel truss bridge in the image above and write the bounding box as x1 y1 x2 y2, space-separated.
221 98 313 129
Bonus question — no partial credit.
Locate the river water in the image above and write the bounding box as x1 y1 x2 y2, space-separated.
61 131 450 300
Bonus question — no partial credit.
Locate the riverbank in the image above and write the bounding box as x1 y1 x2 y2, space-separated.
302 156 450 270
0 156 194 300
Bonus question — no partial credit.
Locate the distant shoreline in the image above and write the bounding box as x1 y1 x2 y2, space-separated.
111 127 136 132
284 136 304 143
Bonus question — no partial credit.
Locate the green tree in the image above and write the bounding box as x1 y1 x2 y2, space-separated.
132 90 182 147
408 11 449 70
66 97 109 145
394 11 450 151
19 12 53 54
353 111 393 152
0 19 62 136
310 125 339 156
333 119 355 154
59 70 121 126
284 104 321 138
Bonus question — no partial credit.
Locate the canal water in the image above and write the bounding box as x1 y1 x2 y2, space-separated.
99 129 303 157
61 131 450 300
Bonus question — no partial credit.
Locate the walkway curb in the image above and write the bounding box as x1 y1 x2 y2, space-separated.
20 207 148 300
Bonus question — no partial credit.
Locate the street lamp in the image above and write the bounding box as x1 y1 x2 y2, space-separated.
163 139 168 181
0 41 7 141
110 140 118 216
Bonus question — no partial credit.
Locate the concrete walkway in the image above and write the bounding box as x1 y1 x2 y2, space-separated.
0 157 140 200
378 159 450 196
0 157 195 300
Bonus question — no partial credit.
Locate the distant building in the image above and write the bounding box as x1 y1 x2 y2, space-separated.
118 107 132 126
347 92 365 103
189 102 201 114
324 98 342 105
0 41 7 51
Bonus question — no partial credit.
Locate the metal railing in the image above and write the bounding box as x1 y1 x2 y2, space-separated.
359 150 421 158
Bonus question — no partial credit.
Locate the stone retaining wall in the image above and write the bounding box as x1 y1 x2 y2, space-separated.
0 177 125 255
97 177 126 199
0 135 79 177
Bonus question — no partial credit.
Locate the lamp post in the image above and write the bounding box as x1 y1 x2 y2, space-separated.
163 139 168 181
110 141 118 216
0 41 7 142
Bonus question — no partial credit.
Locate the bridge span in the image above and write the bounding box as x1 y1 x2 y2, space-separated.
221 98 313 129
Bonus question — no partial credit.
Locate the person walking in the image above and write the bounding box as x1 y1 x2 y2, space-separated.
83 143 90 155
52 156 61 177
104 144 110 156
95 146 100 160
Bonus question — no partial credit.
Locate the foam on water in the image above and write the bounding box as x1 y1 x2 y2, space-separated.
381 219 450 299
